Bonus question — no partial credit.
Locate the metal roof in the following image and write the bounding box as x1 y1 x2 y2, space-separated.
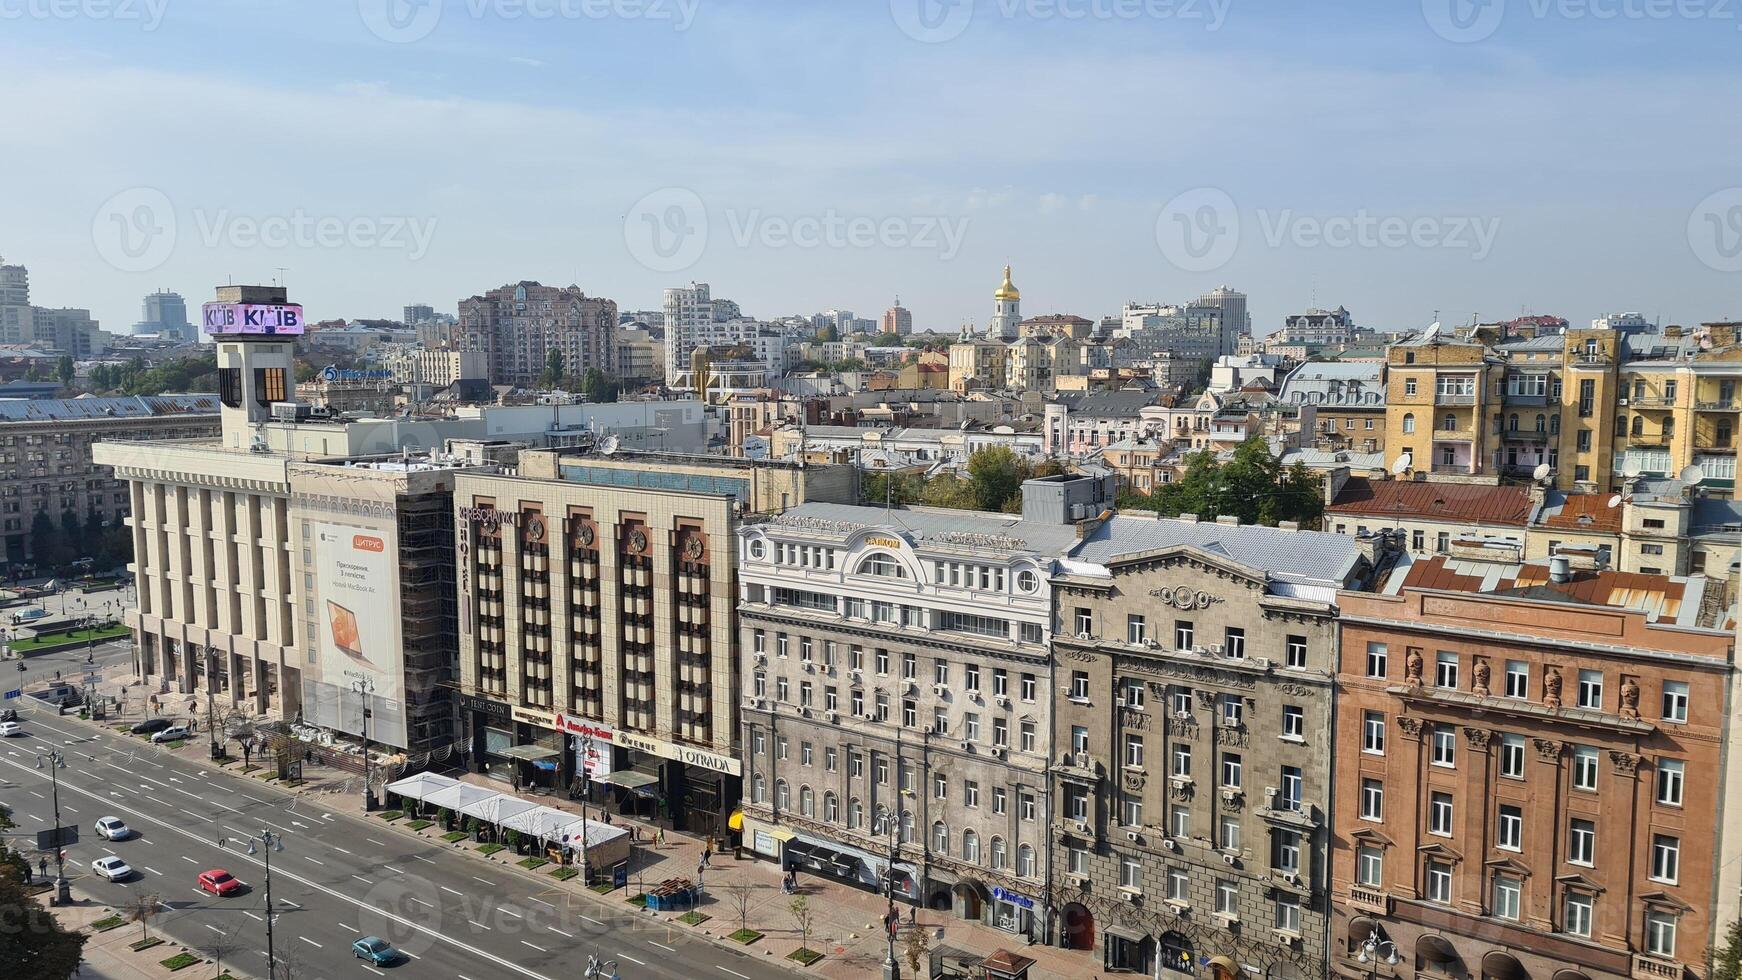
0 394 219 423
1329 477 1533 527
772 502 1084 556
1069 514 1364 588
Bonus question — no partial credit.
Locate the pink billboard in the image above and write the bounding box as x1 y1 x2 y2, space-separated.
201 302 305 336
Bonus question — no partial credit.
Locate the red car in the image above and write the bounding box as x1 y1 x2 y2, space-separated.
198 869 242 896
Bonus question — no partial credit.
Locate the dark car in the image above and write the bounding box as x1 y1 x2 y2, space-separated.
130 718 173 736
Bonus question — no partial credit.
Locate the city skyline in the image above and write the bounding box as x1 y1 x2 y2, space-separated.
2 2 1738 338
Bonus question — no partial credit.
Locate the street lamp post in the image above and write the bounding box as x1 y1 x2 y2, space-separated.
874 807 902 980
352 679 376 811
33 749 72 905
204 648 223 760
1357 936 1401 969
239 830 285 978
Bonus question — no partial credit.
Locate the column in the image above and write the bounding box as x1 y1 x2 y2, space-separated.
1526 739 1565 931
1393 715 1426 900
1603 750 1643 948
1457 727 1494 915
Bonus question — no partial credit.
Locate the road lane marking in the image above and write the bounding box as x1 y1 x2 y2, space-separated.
502 908 522 918
526 897 555 908
280 900 301 909
471 876 491 885
144 867 162 875
351 875 370 883
618 953 647 966
242 912 262 921
366 839 386 846
467 919 492 930
412 855 437 864
521 941 546 952
363 968 384 978
407 897 433 909
579 914 604 925
441 886 463 896
145 796 173 807
718 969 752 980
63 805 77 813
28 791 44 799
298 937 321 948
302 856 324 866
382 865 405 874
649 941 677 952
179 856 196 864
331 846 351 855
548 926 573 938
204 924 224 934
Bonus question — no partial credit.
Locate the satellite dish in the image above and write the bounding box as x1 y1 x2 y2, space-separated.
1606 494 1624 509
598 434 620 456
1531 462 1553 483
1679 464 1705 486
1622 463 1643 479
1390 453 1413 475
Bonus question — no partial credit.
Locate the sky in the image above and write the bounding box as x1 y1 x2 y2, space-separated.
3 0 1739 339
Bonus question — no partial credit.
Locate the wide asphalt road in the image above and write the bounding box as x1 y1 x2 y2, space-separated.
0 702 785 980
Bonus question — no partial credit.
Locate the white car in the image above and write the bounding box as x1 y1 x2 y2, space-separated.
95 816 130 841
0 721 21 737
151 725 192 744
91 856 133 882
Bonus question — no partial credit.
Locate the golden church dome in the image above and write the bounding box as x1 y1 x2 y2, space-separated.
994 265 1020 302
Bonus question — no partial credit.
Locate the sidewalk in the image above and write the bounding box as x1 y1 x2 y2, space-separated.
49 895 243 980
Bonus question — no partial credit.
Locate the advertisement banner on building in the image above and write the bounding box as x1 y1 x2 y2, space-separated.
301 520 408 747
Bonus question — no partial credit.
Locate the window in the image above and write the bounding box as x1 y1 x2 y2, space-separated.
1499 734 1525 778
931 707 948 735
932 772 946 800
1577 669 1603 709
993 669 1008 696
1123 679 1146 709
876 649 890 675
1125 735 1145 770
1126 614 1148 644
963 780 979 808
856 553 906 578
1021 673 1036 701
992 787 1007 815
1504 660 1529 699
1572 745 1598 791
1224 627 1245 659
964 663 979 691
1215 880 1238 916
1073 608 1093 636
1435 651 1459 689
1020 792 1036 822
1069 671 1089 701
1273 829 1300 873
801 741 814 765
1070 725 1088 755
1167 867 1189 902
1220 695 1244 728
1493 874 1521 921
825 747 837 772
902 700 916 728
1019 720 1036 752
1066 786 1088 821
1220 752 1242 788
1360 778 1384 821
1497 804 1522 850
962 830 980 863
1366 643 1388 678
1651 835 1680 883
1657 759 1685 806
1568 818 1595 865
1646 910 1678 958
933 660 949 686
1282 705 1304 740
1218 816 1239 852
1067 846 1086 875
1122 796 1143 828
1285 635 1307 669
991 717 1006 746
1402 412 1416 433
1425 861 1452 903
1171 687 1193 716
1274 895 1300 934
1120 856 1141 889
1175 620 1194 650
1663 681 1689 723
776 780 789 809
1356 845 1383 886
1362 711 1386 754
1431 726 1456 767
933 822 948 853
1172 744 1192 778
1280 766 1302 811
1563 892 1593 938
1429 792 1454 835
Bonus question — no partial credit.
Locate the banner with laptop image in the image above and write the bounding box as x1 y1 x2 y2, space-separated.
304 520 407 747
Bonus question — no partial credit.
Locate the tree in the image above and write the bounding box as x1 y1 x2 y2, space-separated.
58 510 83 563
202 929 239 978
29 512 65 567
789 894 815 959
965 446 1025 512
0 807 85 979
1713 919 1742 980
579 368 620 404
903 921 931 975
542 350 566 388
124 891 162 943
56 355 74 387
725 881 757 938
82 511 108 567
1130 438 1321 529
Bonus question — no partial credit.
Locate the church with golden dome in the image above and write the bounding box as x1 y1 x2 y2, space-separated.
988 264 1022 340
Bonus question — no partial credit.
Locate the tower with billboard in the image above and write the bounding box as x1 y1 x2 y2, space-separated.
203 284 303 450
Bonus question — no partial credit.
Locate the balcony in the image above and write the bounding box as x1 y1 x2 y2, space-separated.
1630 395 1677 409
1696 400 1736 412
1502 392 1549 406
1434 392 1478 406
1347 885 1390 915
1431 464 1475 476
1499 428 1550 443
1632 954 1684 980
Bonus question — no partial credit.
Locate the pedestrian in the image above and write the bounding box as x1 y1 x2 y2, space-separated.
657 828 666 848
907 906 916 926
38 857 47 878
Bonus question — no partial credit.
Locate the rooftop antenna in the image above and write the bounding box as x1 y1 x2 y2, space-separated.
274 267 288 288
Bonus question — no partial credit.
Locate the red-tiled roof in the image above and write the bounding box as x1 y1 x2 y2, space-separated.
1328 477 1533 526
1537 493 1624 534
1400 555 1687 618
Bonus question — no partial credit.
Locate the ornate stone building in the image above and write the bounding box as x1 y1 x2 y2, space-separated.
1048 515 1400 978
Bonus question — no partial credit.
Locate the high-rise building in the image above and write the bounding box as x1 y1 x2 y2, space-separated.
1195 285 1250 337
403 303 437 325
1279 306 1356 346
989 266 1022 341
663 282 768 391
456 281 617 387
882 298 913 336
0 260 31 344
134 290 194 341
32 307 107 357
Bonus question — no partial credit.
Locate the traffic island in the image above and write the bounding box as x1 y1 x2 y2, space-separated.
787 948 823 966
159 951 200 971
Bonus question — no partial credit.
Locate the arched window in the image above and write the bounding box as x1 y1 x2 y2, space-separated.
848 798 863 829
901 811 916 844
752 773 766 804
824 792 838 823
1017 844 1036 877
963 830 980 863
1550 414 1561 435
1632 416 1644 437
990 836 1007 869
1402 413 1416 434
1662 417 1675 439
855 553 906 578
799 786 814 818
932 821 948 853
1508 413 1519 432
776 779 789 810
1535 414 1546 433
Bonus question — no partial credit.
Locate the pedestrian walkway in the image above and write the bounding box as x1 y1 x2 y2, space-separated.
49 896 238 980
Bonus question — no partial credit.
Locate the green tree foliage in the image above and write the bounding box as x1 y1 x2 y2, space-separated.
966 446 1024 512
87 356 219 395
579 368 620 403
857 449 1066 514
56 355 74 386
1125 438 1324 528
0 806 88 979
30 512 67 566
83 511 111 566
1713 919 1742 980
542 350 566 388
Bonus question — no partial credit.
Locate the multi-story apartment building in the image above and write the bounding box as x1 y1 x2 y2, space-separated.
883 301 914 337
1383 331 1500 479
1279 307 1356 347
456 281 617 387
614 324 662 384
1278 361 1386 456
1007 335 1081 392
1331 553 1740 980
1049 514 1401 978
377 345 488 388
736 475 1113 941
664 282 758 389
1614 324 1739 495
949 337 1008 392
1042 390 1167 456
452 449 856 838
0 261 29 343
0 395 219 566
1194 286 1250 339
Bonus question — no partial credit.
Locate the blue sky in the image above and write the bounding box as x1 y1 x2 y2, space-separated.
3 0 1738 337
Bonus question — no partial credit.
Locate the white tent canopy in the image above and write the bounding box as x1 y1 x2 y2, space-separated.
421 782 501 814
499 805 585 843
461 794 540 826
383 772 459 803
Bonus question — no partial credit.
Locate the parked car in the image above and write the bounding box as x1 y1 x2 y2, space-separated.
197 869 242 896
91 856 134 882
130 718 172 736
151 724 193 744
0 721 21 738
94 816 130 841
352 937 398 965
